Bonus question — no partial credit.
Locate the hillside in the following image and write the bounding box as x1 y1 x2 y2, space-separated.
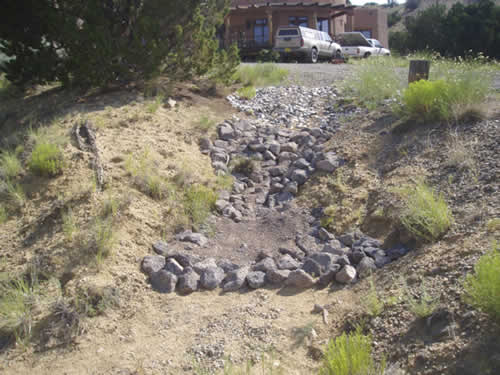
1 61 500 375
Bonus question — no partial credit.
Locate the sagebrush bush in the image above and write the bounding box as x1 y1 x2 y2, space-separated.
399 181 453 242
463 242 500 322
29 143 64 177
0 151 22 179
319 327 385 375
234 63 288 87
184 184 217 226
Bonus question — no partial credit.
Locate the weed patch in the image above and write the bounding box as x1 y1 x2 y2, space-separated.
184 184 217 227
92 218 115 263
29 143 64 177
234 63 288 87
399 180 453 242
231 157 256 177
364 279 384 317
319 327 385 375
125 150 168 200
0 150 22 179
194 115 217 133
0 180 26 211
463 242 500 322
146 93 165 114
61 208 77 242
403 279 438 319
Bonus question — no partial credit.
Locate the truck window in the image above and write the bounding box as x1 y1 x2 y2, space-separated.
278 29 299 36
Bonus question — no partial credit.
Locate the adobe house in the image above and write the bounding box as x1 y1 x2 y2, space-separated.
223 1 389 56
350 7 388 48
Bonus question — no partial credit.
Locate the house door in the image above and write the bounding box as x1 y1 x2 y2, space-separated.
254 19 269 45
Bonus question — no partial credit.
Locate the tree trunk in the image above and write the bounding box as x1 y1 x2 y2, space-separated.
408 60 430 84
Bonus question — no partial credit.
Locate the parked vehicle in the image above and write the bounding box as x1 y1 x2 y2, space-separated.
273 26 342 63
336 32 391 58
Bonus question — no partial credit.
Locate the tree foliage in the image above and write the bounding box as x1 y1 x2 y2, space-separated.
0 0 239 87
390 0 500 59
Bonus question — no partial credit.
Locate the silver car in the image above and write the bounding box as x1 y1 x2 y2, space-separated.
274 26 342 63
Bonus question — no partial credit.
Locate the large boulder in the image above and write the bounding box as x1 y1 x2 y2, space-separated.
252 257 276 273
222 266 250 292
286 269 315 288
290 169 308 185
176 231 208 246
301 259 322 277
318 264 341 287
335 265 357 284
218 123 235 140
316 152 341 173
308 252 337 272
142 255 166 276
200 267 225 290
193 258 218 274
177 267 200 294
150 270 177 293
357 257 377 279
152 241 169 256
165 258 184 276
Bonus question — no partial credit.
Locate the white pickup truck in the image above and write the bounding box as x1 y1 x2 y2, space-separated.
336 32 391 58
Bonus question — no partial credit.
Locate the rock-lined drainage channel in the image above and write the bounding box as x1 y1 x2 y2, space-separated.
142 86 410 294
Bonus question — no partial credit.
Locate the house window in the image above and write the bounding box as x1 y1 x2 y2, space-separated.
317 18 329 33
289 16 308 27
254 19 269 45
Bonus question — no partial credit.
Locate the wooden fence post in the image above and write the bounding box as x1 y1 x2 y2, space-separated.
408 60 430 84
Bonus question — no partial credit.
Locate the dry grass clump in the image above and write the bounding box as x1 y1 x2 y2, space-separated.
233 63 289 87
125 149 169 200
0 150 22 179
444 132 476 171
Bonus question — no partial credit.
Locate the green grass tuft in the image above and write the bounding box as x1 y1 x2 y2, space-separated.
93 218 115 263
365 279 384 317
184 184 217 227
399 181 453 242
1 180 26 211
234 63 288 87
0 151 22 179
319 327 385 375
403 279 438 319
463 242 500 322
237 86 256 99
194 115 217 133
29 143 64 177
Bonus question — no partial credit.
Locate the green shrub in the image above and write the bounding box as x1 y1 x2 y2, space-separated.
0 151 22 179
319 327 385 375
402 80 451 122
29 143 64 177
184 184 217 226
463 242 500 322
237 86 256 99
231 157 256 177
399 181 453 242
234 63 288 87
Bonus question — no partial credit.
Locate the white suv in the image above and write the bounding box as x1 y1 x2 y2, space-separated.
274 26 342 63
336 32 390 58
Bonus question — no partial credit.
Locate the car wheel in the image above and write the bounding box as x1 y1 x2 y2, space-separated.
363 52 371 58
310 48 318 63
335 50 342 59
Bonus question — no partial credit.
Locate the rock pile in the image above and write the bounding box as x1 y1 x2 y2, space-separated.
226 86 340 128
200 117 344 222
142 230 409 294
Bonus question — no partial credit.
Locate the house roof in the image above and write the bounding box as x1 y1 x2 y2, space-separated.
230 2 354 10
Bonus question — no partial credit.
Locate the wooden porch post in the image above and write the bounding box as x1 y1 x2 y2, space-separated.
266 9 273 45
312 11 318 29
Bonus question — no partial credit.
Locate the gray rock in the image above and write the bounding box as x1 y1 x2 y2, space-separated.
199 137 212 152
374 255 391 268
284 182 298 195
317 228 334 242
215 199 229 213
269 142 281 156
222 205 243 222
290 169 308 185
217 259 240 273
233 181 246 193
218 123 235 140
279 152 297 163
165 258 184 275
212 152 229 163
322 244 349 256
316 152 340 173
302 259 322 277
270 182 284 194
222 266 250 292
142 255 166 276
193 258 218 274
277 254 301 270
152 241 169 257
286 269 315 288
335 265 357 284
318 264 341 287
200 267 225 290
281 142 298 153
176 231 208 246
308 252 336 272
150 270 177 293
252 257 276 273
247 271 266 289
339 233 355 247
219 190 231 201
212 161 228 173
357 257 377 279
177 267 200 294
351 250 366 264
168 253 197 268
294 158 310 170
337 255 351 266
266 268 291 285
278 247 304 261
269 166 286 177
264 150 276 160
